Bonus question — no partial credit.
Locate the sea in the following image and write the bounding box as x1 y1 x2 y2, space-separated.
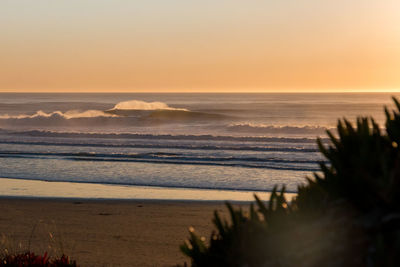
0 93 398 200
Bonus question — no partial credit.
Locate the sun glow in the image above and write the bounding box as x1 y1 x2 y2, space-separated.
0 0 399 93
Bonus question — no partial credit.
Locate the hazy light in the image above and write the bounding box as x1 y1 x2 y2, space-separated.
0 0 399 92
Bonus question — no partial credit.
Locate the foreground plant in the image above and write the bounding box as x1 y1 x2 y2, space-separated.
181 97 400 267
0 252 77 267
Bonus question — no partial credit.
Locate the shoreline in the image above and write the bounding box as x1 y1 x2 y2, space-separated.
0 177 296 202
0 195 251 205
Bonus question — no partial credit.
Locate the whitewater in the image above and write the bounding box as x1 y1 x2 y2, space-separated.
0 93 398 195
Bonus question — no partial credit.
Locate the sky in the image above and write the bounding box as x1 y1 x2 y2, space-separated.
0 0 399 93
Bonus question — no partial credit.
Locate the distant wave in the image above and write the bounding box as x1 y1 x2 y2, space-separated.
0 129 326 143
0 103 228 125
227 123 332 135
0 150 320 164
142 110 228 120
0 111 228 127
0 110 115 120
104 109 229 121
109 99 188 111
0 100 188 120
0 150 321 172
0 99 188 121
0 140 319 153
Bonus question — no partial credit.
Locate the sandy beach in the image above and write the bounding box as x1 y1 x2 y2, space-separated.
0 198 231 267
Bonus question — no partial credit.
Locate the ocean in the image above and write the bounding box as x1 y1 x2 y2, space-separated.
0 93 398 199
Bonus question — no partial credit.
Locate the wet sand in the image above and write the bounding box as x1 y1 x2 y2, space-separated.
0 198 231 267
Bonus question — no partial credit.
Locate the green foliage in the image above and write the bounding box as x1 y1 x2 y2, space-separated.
315 116 400 212
181 187 290 267
181 97 400 267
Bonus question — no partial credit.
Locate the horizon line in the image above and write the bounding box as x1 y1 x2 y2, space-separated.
1 90 400 94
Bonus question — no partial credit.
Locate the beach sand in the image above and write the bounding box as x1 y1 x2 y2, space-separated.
0 198 232 267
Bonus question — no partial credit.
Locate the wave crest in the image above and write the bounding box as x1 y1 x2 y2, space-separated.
110 100 187 111
0 110 115 120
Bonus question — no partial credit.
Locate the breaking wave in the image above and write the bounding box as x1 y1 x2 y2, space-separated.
110 99 187 111
0 99 188 121
0 99 232 126
0 110 115 120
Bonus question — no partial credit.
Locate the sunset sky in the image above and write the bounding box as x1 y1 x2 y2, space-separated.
0 0 399 93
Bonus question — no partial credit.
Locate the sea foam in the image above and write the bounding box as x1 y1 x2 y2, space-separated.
0 110 115 119
110 99 187 111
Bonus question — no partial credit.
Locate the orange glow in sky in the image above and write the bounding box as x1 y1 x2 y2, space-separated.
0 0 399 93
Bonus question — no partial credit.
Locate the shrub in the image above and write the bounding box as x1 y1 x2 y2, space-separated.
180 97 400 267
0 252 77 267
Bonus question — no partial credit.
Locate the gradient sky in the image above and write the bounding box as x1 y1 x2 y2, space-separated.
1 0 399 92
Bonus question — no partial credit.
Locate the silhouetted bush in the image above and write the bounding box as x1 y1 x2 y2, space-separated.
181 97 400 267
